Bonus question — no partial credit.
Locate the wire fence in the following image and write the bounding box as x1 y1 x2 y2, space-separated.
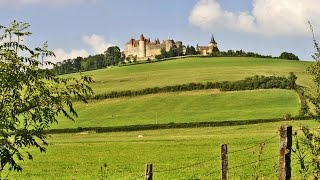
103 132 281 179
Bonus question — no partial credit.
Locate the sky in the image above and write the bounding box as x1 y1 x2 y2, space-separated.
0 0 320 62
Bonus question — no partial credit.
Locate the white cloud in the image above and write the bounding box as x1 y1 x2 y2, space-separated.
0 0 94 8
82 34 113 54
45 34 113 65
189 0 320 36
46 48 89 65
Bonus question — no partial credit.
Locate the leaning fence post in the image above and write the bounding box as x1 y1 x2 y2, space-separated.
145 163 153 180
221 144 228 180
278 125 292 180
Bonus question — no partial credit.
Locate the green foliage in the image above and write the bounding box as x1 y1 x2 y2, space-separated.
92 74 297 100
160 47 167 59
279 52 300 61
293 127 320 179
104 46 123 66
0 21 93 174
185 45 197 55
293 21 320 180
210 49 273 58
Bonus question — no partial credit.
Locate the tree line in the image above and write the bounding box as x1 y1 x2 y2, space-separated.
54 45 300 75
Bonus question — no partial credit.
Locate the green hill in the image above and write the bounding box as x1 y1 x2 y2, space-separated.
65 57 311 95
55 57 310 129
53 89 299 129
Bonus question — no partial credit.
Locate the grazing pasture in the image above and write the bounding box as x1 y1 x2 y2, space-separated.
64 57 311 95
7 121 318 179
52 89 300 129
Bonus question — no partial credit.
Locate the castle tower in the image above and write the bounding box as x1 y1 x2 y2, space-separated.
139 34 146 58
208 34 217 48
165 39 174 51
176 41 182 48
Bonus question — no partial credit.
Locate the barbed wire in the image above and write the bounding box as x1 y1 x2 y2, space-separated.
228 154 279 171
229 134 278 155
105 132 280 178
153 154 221 173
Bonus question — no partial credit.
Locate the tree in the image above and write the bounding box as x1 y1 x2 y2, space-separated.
104 46 122 66
279 52 299 60
190 46 197 55
292 22 320 179
0 21 93 174
160 47 167 58
73 56 83 71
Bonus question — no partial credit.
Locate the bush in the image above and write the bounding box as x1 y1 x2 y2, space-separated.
90 73 297 100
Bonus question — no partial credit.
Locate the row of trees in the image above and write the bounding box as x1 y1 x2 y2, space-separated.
54 45 299 75
210 49 299 60
92 73 297 100
54 46 124 74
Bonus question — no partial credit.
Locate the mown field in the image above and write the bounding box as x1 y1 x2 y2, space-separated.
7 57 311 179
64 57 311 95
52 89 300 129
6 121 319 180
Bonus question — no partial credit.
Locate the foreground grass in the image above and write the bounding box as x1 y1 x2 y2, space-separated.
65 57 311 95
6 120 319 179
52 89 300 129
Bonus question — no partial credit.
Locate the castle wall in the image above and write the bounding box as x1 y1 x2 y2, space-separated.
146 44 164 57
125 44 140 57
124 35 185 60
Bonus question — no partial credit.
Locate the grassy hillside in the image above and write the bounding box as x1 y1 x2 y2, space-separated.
8 121 318 179
65 57 311 95
52 89 300 129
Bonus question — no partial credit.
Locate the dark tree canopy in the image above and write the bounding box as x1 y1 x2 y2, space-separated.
279 52 299 61
104 46 123 66
0 21 93 174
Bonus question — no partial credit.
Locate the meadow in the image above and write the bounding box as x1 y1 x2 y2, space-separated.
52 89 300 129
5 57 313 180
7 121 319 180
65 57 311 95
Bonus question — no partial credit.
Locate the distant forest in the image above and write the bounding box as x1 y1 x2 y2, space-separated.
53 46 299 75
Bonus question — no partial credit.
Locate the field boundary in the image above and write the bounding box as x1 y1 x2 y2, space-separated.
46 116 311 134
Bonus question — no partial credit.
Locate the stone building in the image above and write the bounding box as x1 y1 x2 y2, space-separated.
197 34 218 55
124 34 183 59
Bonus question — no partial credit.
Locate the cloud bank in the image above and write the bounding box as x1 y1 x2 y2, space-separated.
46 34 113 64
189 0 320 36
83 34 114 54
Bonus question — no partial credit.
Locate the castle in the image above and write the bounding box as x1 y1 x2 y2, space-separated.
124 34 183 59
196 35 218 55
124 34 218 59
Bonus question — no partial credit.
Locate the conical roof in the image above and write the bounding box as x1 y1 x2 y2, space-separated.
210 34 216 44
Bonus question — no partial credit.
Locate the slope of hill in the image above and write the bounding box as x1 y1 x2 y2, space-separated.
65 57 311 95
55 57 310 129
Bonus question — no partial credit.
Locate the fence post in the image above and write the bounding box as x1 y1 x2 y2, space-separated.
145 164 153 180
278 125 292 180
221 144 228 180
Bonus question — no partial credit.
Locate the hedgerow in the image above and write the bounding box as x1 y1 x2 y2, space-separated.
91 73 297 100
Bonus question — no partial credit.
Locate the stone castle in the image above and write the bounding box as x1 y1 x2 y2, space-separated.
124 34 218 59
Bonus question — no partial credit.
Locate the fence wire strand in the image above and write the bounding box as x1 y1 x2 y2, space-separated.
154 154 221 173
229 134 278 154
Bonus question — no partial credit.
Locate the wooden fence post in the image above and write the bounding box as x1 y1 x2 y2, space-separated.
221 144 228 180
145 163 153 180
278 125 292 180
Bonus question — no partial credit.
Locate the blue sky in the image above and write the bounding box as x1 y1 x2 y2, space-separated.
0 0 319 62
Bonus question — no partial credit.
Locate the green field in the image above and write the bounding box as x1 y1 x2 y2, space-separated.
7 121 319 180
65 57 311 95
4 57 317 179
53 89 300 129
